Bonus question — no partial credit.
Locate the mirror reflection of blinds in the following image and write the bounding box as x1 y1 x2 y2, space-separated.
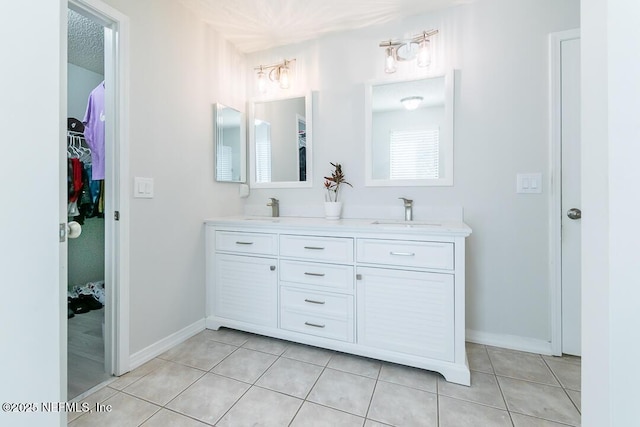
389 129 440 180
217 145 233 181
255 120 272 183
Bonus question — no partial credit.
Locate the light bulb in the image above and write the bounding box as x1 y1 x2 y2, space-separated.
278 65 290 89
400 96 423 111
257 69 267 93
384 46 396 74
417 39 431 68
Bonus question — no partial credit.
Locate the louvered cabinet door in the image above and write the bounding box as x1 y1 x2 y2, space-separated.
356 266 454 362
214 254 278 327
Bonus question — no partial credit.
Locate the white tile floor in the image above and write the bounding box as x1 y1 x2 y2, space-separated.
68 328 581 426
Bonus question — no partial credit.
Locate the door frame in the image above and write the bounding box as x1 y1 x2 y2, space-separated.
549 29 580 356
66 0 130 378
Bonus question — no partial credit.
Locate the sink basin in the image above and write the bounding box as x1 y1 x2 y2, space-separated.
371 220 441 227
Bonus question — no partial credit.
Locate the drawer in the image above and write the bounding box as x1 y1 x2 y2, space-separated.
280 310 354 342
357 238 454 270
280 286 354 319
280 234 354 262
280 260 353 292
216 231 277 255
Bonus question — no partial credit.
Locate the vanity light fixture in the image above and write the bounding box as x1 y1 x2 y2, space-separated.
379 30 438 74
400 96 423 110
254 58 296 93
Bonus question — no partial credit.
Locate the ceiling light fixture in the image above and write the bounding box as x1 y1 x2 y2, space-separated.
379 30 438 74
254 59 296 93
400 96 424 110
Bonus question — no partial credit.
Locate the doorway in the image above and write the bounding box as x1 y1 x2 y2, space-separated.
550 29 581 356
66 7 109 398
65 0 130 399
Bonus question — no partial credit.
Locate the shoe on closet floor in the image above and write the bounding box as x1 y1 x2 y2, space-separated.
68 297 90 314
77 293 102 311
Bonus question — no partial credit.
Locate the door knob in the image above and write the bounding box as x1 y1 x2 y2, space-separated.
67 221 82 238
566 208 582 220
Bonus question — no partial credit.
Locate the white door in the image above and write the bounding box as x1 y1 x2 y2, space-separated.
560 37 581 356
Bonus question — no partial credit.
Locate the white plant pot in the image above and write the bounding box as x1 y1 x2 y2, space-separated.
324 201 342 220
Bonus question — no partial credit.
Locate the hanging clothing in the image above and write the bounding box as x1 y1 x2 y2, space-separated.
83 81 105 180
68 158 83 203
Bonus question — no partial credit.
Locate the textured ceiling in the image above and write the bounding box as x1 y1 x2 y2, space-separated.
68 9 104 75
179 0 473 53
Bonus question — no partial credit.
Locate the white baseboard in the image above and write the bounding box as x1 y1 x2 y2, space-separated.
466 329 553 355
128 319 206 371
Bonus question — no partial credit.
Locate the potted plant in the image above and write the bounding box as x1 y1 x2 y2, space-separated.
323 162 352 219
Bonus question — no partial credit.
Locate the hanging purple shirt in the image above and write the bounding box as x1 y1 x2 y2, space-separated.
83 81 105 180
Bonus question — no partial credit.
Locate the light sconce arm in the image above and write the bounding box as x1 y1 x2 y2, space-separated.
379 29 438 73
254 58 296 93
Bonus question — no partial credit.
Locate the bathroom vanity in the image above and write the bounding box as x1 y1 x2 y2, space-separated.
204 216 472 385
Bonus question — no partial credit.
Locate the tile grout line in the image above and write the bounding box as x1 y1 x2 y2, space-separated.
488 346 581 426
114 336 246 426
286 351 332 426
361 360 382 424
210 341 288 425
484 344 516 427
541 356 582 415
71 331 581 426
134 405 162 427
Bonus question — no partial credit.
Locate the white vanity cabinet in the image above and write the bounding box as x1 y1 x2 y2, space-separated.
211 230 278 327
205 218 471 385
279 234 355 342
356 238 456 361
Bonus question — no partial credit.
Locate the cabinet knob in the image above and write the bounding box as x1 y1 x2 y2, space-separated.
567 208 582 220
270 265 276 271
356 274 362 280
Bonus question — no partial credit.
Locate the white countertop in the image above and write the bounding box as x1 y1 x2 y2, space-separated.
204 216 472 237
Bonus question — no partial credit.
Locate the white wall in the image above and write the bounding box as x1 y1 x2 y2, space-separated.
68 63 103 120
101 0 246 355
245 0 580 350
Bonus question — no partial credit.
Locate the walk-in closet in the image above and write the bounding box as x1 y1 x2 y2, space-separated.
66 7 110 399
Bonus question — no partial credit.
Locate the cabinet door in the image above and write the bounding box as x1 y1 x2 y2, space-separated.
356 267 454 361
215 254 278 327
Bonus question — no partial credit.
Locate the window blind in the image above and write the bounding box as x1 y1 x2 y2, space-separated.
217 145 233 181
255 121 272 183
389 128 440 180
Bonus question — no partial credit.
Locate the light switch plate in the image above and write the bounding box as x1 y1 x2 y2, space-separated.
517 173 542 194
134 177 154 198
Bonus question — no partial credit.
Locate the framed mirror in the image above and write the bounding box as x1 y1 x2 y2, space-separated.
249 93 313 188
365 70 454 186
214 103 246 182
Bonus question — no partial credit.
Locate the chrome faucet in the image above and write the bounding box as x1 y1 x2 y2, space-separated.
399 197 413 221
267 198 279 217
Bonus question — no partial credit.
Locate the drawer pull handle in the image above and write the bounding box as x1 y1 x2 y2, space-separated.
304 299 326 305
304 272 326 277
304 321 326 328
235 241 254 245
390 251 415 257
304 246 325 250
